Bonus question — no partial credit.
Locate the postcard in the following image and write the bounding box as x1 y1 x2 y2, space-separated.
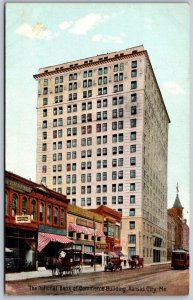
5 2 189 296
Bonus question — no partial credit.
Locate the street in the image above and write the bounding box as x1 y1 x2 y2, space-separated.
5 264 189 296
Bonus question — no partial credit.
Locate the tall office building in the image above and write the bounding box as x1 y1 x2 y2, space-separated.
34 45 170 263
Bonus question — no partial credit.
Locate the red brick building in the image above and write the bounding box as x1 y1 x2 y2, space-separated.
182 219 189 251
90 205 122 253
5 171 71 272
168 193 184 250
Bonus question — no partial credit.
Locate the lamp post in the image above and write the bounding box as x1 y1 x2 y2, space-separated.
93 217 96 272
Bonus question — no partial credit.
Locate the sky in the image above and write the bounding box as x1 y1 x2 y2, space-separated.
5 3 190 223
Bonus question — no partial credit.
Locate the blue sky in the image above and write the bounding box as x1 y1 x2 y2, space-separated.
6 3 190 222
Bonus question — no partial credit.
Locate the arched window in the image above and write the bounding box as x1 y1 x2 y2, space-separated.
54 207 58 225
47 205 52 224
5 191 8 215
12 194 18 216
31 200 37 220
22 197 28 215
60 209 65 226
39 203 44 222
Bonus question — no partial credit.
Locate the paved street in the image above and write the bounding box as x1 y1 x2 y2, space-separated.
5 264 189 296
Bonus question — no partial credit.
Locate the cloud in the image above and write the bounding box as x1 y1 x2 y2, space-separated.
163 82 186 95
144 17 153 31
15 23 57 40
59 13 109 35
92 34 123 44
59 21 72 30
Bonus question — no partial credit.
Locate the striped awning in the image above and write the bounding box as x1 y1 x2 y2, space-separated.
69 223 104 237
38 232 74 252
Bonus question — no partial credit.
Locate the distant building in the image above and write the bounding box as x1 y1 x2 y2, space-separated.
34 45 170 263
182 219 189 250
168 193 184 249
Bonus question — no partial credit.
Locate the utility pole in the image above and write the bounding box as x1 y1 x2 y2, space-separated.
93 216 96 272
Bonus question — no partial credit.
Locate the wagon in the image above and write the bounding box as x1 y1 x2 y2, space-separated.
46 249 82 276
104 257 123 272
129 255 144 269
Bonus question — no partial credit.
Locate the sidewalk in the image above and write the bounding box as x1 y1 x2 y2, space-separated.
5 261 171 282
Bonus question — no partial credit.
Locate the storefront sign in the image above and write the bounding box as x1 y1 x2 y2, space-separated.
6 178 32 193
15 215 31 223
77 218 94 229
96 243 109 250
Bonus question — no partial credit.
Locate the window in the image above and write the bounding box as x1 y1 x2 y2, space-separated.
118 196 123 204
130 183 135 191
44 79 48 86
131 93 137 102
72 187 76 194
131 81 137 89
61 209 65 225
96 197 101 205
54 207 59 224
118 184 123 192
118 147 123 154
119 108 124 118
81 198 85 207
130 170 136 180
112 171 117 180
87 137 92 146
113 97 117 105
58 176 62 184
98 68 103 75
43 98 48 105
131 119 137 128
87 198 91 206
103 148 107 155
42 132 47 140
112 159 117 167
21 197 27 215
132 60 137 68
87 173 91 182
112 147 117 155
103 136 107 144
97 148 101 156
97 100 101 108
112 196 116 204
130 145 136 153
114 73 118 82
130 195 136 204
130 208 135 216
102 172 107 181
42 165 46 173
114 64 118 72
112 184 116 192
97 160 101 169
131 70 137 78
118 133 124 142
53 176 56 185
131 132 136 140
96 124 101 132
81 186 85 194
42 154 47 162
87 161 92 169
118 158 123 166
129 235 136 244
103 99 107 107
118 170 123 179
130 157 136 166
43 87 48 95
131 106 137 115
103 111 107 120
47 205 52 224
103 160 107 168
112 134 118 143
31 200 36 220
112 109 117 118
87 149 92 157
96 173 101 181
103 197 107 205
130 221 135 229
87 186 91 194
39 203 44 222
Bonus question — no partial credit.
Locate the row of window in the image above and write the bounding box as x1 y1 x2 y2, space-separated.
6 193 65 226
43 61 138 87
42 81 138 97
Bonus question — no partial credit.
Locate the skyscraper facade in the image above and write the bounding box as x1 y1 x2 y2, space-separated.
34 45 170 263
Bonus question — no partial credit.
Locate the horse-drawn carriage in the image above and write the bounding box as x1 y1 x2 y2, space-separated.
46 249 82 277
128 255 144 269
104 256 123 272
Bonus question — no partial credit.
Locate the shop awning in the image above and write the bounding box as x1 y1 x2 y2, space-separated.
38 232 74 252
84 252 102 256
69 223 104 237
